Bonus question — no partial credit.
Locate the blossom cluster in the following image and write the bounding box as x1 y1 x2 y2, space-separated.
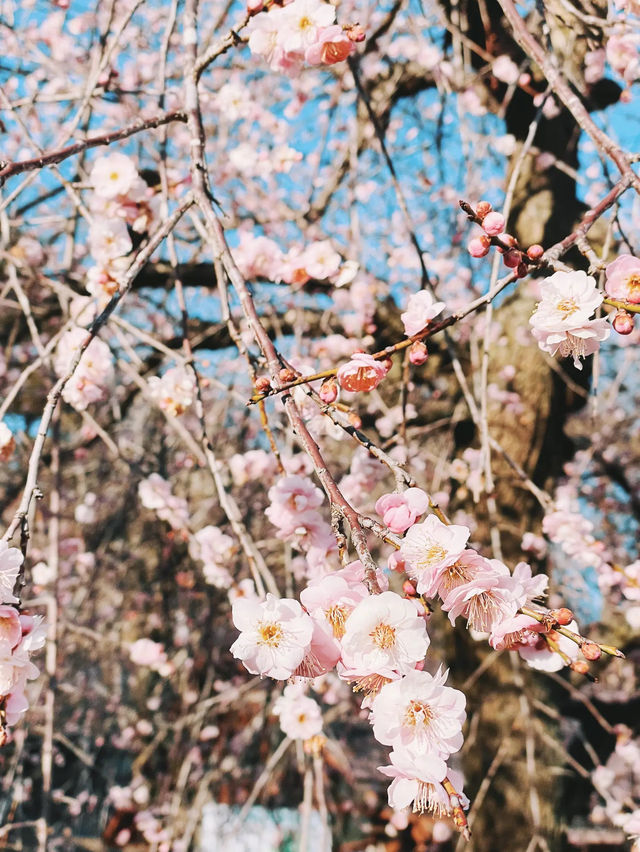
233 229 345 287
53 326 115 411
86 152 160 305
229 479 598 819
148 365 196 417
246 0 360 75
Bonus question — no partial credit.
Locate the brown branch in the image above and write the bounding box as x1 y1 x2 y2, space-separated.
0 111 187 183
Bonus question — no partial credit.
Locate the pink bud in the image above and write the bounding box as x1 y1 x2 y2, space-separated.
496 233 517 253
503 249 522 268
403 580 417 597
582 641 602 661
527 244 544 260
613 310 634 335
409 341 428 365
475 201 492 219
319 378 338 403
468 235 491 258
482 211 505 236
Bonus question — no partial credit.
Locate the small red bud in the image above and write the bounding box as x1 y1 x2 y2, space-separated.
409 341 428 365
475 201 492 219
516 261 529 278
549 607 573 626
613 310 634 335
319 378 338 404
581 641 602 661
254 376 271 393
527 244 544 260
503 248 522 268
278 368 297 384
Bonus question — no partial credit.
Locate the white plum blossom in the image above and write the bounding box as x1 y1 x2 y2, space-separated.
378 750 469 817
399 515 470 597
370 667 466 756
400 290 446 337
148 366 196 416
88 217 133 263
529 270 610 369
0 422 15 462
0 542 22 605
273 683 323 739
90 152 139 199
340 591 430 678
230 594 314 680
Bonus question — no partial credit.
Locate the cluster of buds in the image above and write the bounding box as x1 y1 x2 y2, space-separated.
462 199 544 278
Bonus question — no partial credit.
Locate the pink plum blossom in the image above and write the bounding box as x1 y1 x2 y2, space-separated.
230 594 313 679
300 571 368 638
605 254 640 304
400 290 446 337
370 667 466 756
337 352 388 392
375 488 431 534
129 638 168 669
305 26 355 65
189 526 235 588
441 557 524 633
138 474 190 530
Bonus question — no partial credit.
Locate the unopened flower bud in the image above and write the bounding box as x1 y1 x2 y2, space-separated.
278 368 297 384
613 310 634 335
254 376 271 393
319 378 338 404
571 660 589 675
403 580 417 597
527 244 544 260
581 641 602 661
550 607 573 626
482 211 505 236
468 235 491 258
475 200 492 219
516 261 529 278
496 233 517 253
503 248 522 268
344 23 366 42
409 341 428 365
